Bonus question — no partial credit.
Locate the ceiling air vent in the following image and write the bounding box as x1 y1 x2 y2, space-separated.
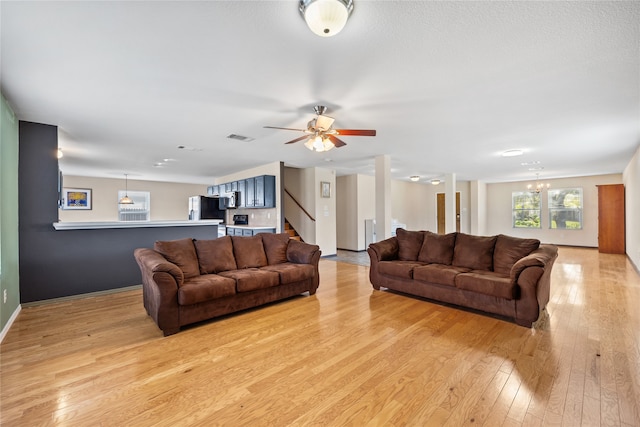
226 134 254 142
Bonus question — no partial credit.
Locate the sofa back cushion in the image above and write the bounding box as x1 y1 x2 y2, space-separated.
194 236 237 274
452 233 498 271
154 238 200 279
232 235 268 269
418 231 457 265
261 233 290 265
493 234 540 275
396 228 425 261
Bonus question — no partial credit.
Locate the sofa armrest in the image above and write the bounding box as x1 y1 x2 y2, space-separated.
510 244 558 283
134 248 184 286
368 237 399 262
286 239 321 265
512 244 558 325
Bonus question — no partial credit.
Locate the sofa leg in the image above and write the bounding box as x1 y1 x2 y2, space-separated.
163 327 180 336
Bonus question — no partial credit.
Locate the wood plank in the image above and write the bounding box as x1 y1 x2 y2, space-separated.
1 247 639 426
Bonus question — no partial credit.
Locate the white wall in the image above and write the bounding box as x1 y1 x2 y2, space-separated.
59 175 208 222
470 181 488 235
486 173 623 246
623 145 640 270
389 180 471 233
336 174 375 251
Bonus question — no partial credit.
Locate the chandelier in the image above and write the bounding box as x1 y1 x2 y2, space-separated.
527 173 550 194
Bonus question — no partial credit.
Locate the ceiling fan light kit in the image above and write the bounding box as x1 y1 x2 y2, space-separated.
264 105 376 152
299 0 353 37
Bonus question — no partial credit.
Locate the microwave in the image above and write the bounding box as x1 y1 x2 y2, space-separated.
220 191 240 209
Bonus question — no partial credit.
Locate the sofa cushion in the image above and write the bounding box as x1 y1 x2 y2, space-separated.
493 234 540 276
452 233 498 271
178 275 236 305
232 235 268 269
261 233 290 265
455 271 515 300
261 263 315 284
396 228 425 261
418 231 457 265
154 238 200 279
413 264 471 287
193 236 237 274
378 260 425 279
219 268 280 292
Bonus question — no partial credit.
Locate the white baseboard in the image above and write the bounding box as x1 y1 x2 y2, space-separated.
0 304 22 344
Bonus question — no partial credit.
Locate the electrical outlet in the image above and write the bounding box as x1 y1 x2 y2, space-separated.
3 289 7 304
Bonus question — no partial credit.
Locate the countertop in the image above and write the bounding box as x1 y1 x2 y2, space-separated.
226 225 276 230
52 220 223 230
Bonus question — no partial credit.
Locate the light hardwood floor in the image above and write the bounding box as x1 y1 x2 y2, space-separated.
1 247 639 426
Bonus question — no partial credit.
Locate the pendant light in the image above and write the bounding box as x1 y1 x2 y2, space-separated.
119 174 134 205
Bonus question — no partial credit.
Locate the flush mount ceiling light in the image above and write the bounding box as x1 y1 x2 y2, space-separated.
430 179 441 186
119 174 134 205
410 176 420 182
501 149 524 157
299 0 354 37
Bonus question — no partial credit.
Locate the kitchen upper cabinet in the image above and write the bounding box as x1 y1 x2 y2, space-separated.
245 175 275 208
244 177 256 207
214 175 275 208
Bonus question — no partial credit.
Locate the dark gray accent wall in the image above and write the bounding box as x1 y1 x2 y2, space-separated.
18 122 218 303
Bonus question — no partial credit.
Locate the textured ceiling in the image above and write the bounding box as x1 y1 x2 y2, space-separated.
1 1 638 184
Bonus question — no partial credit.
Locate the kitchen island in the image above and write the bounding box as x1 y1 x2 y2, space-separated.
22 220 221 304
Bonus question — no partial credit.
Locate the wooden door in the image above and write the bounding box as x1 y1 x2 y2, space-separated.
597 184 625 254
436 192 460 234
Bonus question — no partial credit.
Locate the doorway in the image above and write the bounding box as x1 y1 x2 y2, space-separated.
436 192 460 234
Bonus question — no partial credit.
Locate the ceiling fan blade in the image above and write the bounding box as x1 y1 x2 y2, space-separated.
327 135 347 148
334 129 377 136
264 126 306 132
284 135 310 145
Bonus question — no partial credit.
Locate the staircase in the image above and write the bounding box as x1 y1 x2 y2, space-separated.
284 220 302 241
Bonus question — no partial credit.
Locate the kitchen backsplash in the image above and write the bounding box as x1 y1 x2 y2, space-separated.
226 207 277 226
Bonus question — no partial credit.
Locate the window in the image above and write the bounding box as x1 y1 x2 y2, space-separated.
512 191 541 228
118 191 150 221
548 188 582 229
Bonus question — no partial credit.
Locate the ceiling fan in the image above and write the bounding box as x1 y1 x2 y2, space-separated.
264 105 376 152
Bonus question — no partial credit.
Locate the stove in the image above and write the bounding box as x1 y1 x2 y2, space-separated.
233 214 248 225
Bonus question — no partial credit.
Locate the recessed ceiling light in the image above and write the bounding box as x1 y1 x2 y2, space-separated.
501 149 524 157
227 134 254 142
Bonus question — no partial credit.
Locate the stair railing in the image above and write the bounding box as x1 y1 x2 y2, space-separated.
284 188 315 222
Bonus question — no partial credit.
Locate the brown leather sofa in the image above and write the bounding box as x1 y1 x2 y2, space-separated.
367 229 558 327
134 233 321 336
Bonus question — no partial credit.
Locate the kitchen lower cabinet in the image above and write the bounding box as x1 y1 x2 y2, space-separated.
226 227 276 236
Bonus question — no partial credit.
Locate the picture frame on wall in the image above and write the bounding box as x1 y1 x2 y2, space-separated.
62 188 92 210
321 181 331 198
